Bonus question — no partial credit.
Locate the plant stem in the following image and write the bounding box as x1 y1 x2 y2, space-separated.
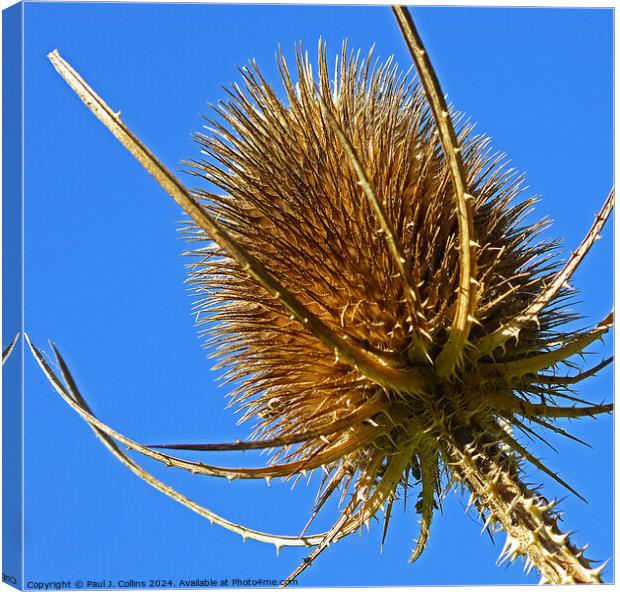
445 421 604 584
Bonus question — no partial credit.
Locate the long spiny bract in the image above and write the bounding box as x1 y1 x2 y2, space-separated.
25 335 325 550
392 5 478 378
41 7 613 585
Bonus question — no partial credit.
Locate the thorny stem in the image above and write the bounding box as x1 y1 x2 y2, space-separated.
489 418 585 501
46 50 428 397
446 423 605 584
392 5 478 378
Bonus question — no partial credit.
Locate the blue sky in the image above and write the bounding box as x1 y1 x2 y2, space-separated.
21 2 612 587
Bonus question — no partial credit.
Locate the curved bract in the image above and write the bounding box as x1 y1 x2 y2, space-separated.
38 5 612 586
2 332 19 366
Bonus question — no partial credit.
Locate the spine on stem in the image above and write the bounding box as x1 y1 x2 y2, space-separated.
446 423 603 584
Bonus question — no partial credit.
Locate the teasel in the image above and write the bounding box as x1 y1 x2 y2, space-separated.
30 5 613 585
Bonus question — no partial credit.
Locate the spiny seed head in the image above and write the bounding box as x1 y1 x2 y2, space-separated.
183 44 608 557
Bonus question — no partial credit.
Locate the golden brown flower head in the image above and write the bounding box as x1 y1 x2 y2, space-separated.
39 15 612 583
180 45 612 570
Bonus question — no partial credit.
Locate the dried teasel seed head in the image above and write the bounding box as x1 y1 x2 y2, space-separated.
43 21 612 583
189 45 564 435
180 43 613 580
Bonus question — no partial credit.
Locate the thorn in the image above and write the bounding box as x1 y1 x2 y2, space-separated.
538 499 557 514
466 492 477 511
498 536 512 562
480 514 494 535
592 558 610 577
525 558 536 576
576 543 590 558
467 315 483 327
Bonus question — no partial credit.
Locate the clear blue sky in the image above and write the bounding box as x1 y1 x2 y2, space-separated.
21 2 612 587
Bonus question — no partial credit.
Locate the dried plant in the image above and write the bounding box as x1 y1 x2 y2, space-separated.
3 333 19 366
29 5 613 585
